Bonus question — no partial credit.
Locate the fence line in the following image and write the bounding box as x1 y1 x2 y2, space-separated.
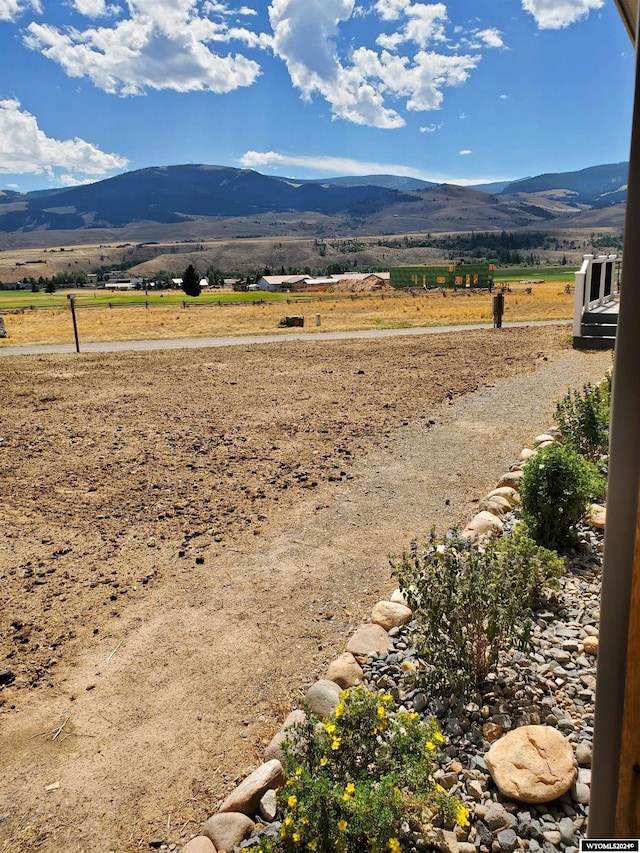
0 287 492 316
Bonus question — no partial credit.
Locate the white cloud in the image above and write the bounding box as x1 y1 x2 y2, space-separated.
239 148 512 185
375 1 448 48
0 0 40 21
500 93 508 99
459 149 472 155
475 27 504 47
268 0 480 128
24 0 264 95
72 0 120 17
522 0 604 29
0 99 128 178
419 122 441 132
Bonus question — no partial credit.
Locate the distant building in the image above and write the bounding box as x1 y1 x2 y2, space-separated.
254 275 308 292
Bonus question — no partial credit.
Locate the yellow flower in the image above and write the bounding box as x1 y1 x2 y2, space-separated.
456 804 470 828
346 782 355 794
292 831 301 843
435 783 445 793
301 817 309 825
320 756 328 767
382 693 393 703
433 731 444 744
377 705 386 719
295 767 303 776
308 842 318 852
388 838 401 853
335 702 345 717
340 689 350 700
337 819 348 832
288 795 298 808
409 712 419 721
331 737 341 750
425 740 435 751
325 722 337 734
343 792 351 802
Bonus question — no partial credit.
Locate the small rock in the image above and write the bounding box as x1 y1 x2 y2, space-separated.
325 652 363 689
572 783 590 804
542 830 562 846
305 679 342 718
519 448 537 461
495 471 524 491
586 504 606 530
346 623 391 660
201 812 254 852
496 828 518 852
487 487 521 506
583 636 598 656
259 789 277 822
462 511 504 540
432 828 460 853
264 709 306 764
179 838 216 853
484 802 510 831
371 600 413 630
574 743 592 766
218 760 285 816
390 588 410 607
534 434 556 446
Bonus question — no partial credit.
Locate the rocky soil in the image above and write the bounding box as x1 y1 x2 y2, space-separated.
0 327 611 851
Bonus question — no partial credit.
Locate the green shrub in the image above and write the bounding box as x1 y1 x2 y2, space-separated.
246 685 468 853
519 443 605 550
554 372 611 471
390 528 563 694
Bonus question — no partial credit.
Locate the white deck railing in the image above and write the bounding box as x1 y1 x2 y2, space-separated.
572 253 620 337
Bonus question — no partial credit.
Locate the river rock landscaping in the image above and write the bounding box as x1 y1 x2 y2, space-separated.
180 394 607 853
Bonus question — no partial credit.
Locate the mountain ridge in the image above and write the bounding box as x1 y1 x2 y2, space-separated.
0 161 627 235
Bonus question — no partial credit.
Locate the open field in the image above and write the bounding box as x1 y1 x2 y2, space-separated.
0 280 575 347
0 326 611 852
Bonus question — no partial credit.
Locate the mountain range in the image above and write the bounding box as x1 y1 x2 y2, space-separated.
0 161 628 235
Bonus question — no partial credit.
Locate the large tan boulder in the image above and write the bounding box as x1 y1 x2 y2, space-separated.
201 813 254 852
583 635 599 656
218 759 285 815
371 600 413 630
485 725 576 803
326 652 363 688
346 623 391 660
461 511 504 540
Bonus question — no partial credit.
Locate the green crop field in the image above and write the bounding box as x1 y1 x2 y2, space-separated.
0 288 295 311
492 266 578 283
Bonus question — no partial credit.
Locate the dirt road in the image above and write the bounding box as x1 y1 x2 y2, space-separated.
0 327 611 852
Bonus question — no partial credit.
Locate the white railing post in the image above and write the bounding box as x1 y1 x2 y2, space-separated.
573 254 592 338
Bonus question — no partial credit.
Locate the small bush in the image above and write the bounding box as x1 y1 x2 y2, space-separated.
555 372 611 471
519 443 605 550
390 528 563 694
247 685 467 853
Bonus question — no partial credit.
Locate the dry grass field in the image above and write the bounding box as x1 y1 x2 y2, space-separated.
0 282 574 347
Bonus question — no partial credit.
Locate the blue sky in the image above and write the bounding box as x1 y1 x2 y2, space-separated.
0 0 634 192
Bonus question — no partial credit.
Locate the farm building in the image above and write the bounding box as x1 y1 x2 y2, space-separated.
390 261 494 289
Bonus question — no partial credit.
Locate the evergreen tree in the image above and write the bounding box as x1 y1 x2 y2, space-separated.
181 264 201 297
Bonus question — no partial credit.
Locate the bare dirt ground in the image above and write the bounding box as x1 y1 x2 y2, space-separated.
0 327 611 852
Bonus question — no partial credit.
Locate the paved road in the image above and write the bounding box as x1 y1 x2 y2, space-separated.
0 318 569 357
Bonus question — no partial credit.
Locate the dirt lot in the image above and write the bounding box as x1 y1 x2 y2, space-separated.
0 326 609 852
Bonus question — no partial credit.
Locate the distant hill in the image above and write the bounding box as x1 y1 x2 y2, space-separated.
0 161 628 235
315 174 436 191
500 162 628 207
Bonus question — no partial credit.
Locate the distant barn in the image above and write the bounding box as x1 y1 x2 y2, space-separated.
390 261 494 289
